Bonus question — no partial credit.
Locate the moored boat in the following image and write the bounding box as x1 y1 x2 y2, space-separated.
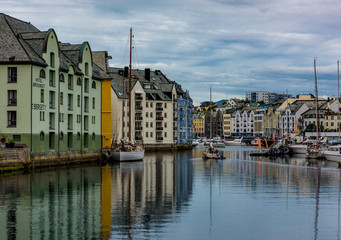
225 137 246 146
322 145 341 162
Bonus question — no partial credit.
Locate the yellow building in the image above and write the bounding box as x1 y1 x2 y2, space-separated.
193 113 205 138
222 113 232 138
325 112 341 131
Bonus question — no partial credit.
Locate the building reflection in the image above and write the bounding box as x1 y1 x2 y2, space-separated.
107 151 193 238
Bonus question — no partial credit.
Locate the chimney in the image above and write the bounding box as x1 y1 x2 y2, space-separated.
124 66 128 77
145 68 150 81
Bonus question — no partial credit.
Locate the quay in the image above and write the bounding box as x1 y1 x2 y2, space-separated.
0 144 193 173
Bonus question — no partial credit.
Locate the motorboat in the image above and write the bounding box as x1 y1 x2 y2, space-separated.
322 145 341 162
225 137 246 146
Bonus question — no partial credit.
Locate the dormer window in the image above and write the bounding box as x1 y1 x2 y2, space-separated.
85 62 89 76
40 69 46 78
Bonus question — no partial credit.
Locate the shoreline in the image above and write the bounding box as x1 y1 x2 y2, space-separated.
0 144 193 174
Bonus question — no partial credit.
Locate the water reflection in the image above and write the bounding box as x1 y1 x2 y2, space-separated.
0 147 341 239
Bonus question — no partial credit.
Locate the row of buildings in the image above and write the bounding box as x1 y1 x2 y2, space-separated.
193 94 341 139
0 13 193 154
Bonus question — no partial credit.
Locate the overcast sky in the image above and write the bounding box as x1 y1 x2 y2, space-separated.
3 0 341 105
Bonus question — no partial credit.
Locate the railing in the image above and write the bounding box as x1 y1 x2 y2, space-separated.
135 96 143 100
135 126 143 130
173 117 178 121
135 106 143 111
135 116 143 120
156 116 164 121
156 126 164 131
156 137 163 141
156 107 163 111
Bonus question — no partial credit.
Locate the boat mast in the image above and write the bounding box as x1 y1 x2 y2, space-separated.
129 28 132 141
122 77 125 139
314 59 320 141
337 60 340 141
210 86 212 139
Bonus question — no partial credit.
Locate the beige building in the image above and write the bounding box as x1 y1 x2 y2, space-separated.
109 68 178 145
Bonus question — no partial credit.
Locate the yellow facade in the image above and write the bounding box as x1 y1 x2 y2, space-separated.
223 113 231 137
101 79 112 148
193 115 205 137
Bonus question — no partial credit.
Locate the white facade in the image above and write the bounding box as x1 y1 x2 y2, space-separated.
231 109 255 136
245 91 269 104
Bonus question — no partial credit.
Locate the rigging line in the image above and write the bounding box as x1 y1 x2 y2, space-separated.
121 33 130 66
132 37 140 69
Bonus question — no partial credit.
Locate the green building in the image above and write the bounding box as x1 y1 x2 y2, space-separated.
0 13 105 153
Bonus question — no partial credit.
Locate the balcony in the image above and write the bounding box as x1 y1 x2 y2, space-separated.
135 95 143 100
156 116 164 121
173 99 177 102
135 116 143 121
156 126 164 131
173 127 177 131
156 136 163 142
173 117 178 121
156 106 163 111
135 136 143 141
135 126 143 131
173 137 178 140
135 106 143 111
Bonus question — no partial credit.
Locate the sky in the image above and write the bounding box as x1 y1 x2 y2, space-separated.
2 0 341 105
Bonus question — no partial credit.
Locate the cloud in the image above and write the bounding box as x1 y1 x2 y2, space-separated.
2 0 341 105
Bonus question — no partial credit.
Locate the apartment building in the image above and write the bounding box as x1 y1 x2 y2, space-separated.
109 68 181 145
245 91 269 104
0 14 104 153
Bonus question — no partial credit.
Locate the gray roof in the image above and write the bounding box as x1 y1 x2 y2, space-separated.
109 67 175 101
0 13 106 80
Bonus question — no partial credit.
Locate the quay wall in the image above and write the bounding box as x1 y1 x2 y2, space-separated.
0 144 193 173
0 148 101 173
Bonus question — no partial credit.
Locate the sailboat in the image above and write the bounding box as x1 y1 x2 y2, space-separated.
111 28 145 162
307 59 324 159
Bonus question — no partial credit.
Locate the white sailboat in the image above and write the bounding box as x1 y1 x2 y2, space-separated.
111 28 145 162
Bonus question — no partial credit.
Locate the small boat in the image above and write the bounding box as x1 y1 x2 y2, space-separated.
322 145 341 162
111 139 144 162
225 137 246 146
202 150 225 159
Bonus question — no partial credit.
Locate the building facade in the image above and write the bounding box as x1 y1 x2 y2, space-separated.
0 14 103 153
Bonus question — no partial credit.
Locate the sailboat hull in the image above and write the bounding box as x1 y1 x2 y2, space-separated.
111 150 145 162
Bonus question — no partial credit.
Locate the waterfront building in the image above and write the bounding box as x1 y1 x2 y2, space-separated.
175 87 193 143
192 113 205 138
254 108 265 137
222 109 235 138
109 68 180 145
230 106 256 137
279 103 309 137
205 110 223 138
0 14 104 153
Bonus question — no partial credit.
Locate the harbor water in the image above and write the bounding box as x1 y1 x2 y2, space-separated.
1 145 341 240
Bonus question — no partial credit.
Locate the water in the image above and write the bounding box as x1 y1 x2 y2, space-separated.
0 146 341 240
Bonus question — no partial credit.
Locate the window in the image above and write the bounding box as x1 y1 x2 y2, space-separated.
49 113 55 129
41 89 44 103
150 112 153 118
77 132 81 140
8 90 17 106
40 132 45 141
8 67 17 83
150 102 153 107
85 62 89 76
40 69 46 78
49 70 55 87
68 114 73 130
84 97 89 112
68 94 73 110
92 116 96 124
13 135 21 141
84 133 89 148
77 95 80 107
146 132 149 138
164 132 167 137
92 97 95 109
68 75 73 90
146 102 148 108
150 122 153 128
92 81 96 89
40 111 45 121
146 112 149 118
146 122 148 128
77 77 81 86
60 92 63 105
8 111 16 127
59 74 64 82
164 103 167 108
50 52 55 67
84 116 89 130
84 78 89 93
92 133 95 141
150 132 153 138
49 91 55 109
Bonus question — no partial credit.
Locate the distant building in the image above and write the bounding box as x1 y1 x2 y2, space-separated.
245 91 269 104
192 113 205 138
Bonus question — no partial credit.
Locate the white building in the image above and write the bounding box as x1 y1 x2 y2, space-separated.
245 92 269 104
